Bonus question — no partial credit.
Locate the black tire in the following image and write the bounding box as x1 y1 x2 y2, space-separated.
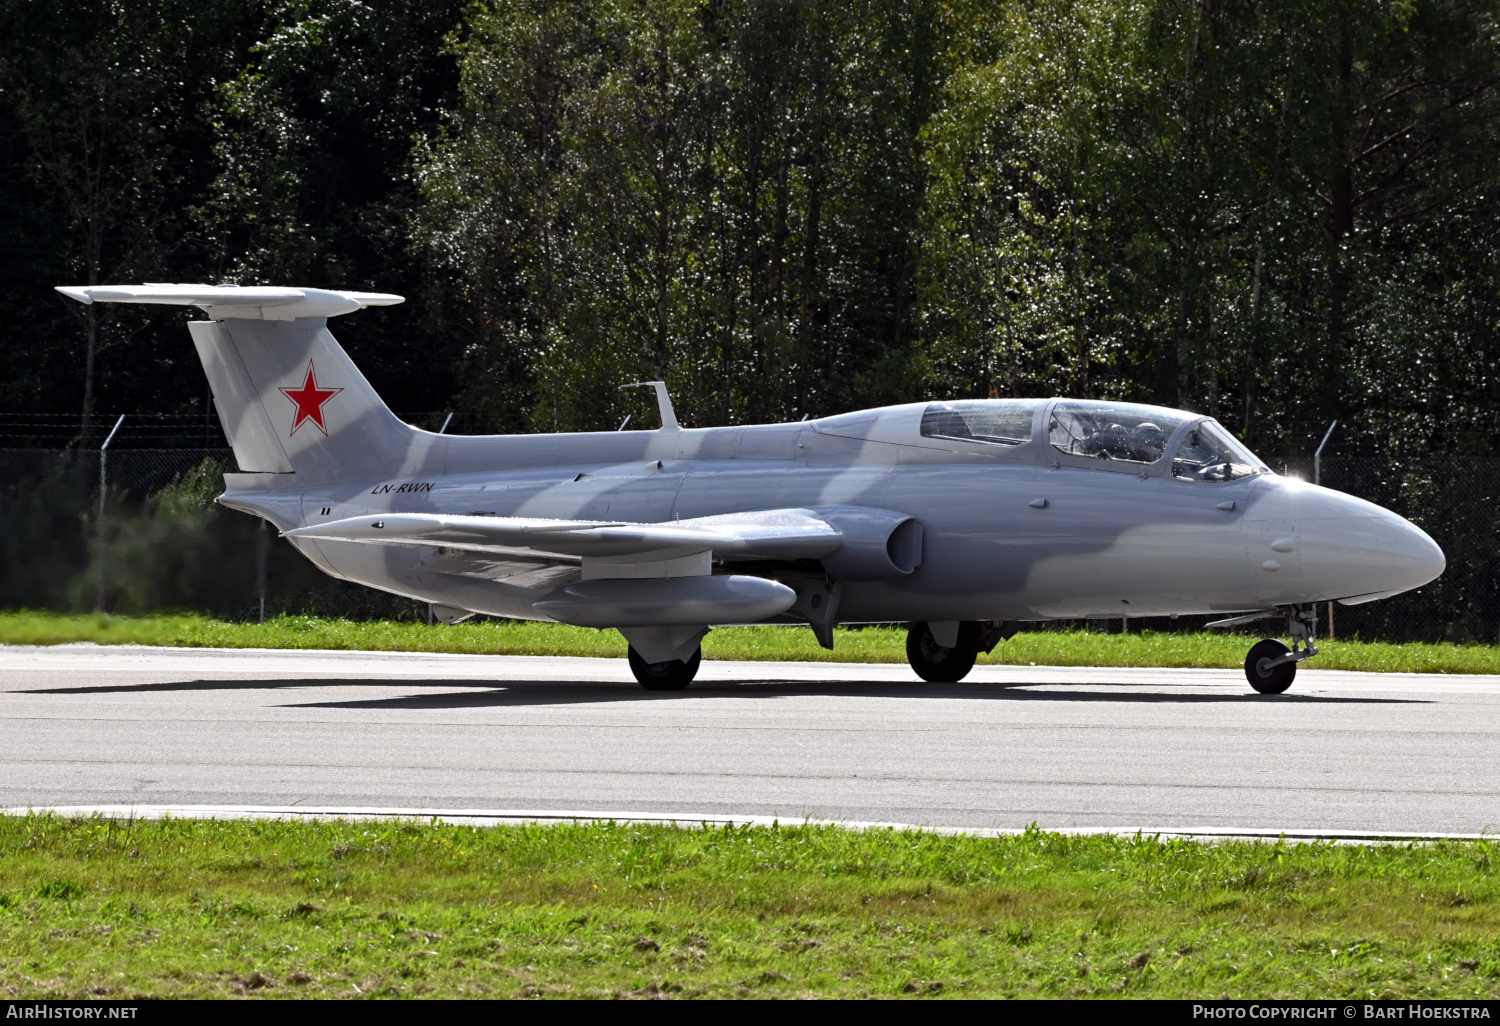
1245 638 1296 694
906 621 981 683
627 646 701 691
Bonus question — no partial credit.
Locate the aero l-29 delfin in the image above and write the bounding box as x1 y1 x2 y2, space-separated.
58 284 1446 693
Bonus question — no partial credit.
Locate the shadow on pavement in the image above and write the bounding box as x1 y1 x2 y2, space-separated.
19 677 1429 708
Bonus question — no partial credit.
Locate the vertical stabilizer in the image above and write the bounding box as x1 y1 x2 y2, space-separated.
189 321 294 473
56 284 438 484
193 316 428 481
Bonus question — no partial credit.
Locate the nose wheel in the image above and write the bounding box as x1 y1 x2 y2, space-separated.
1245 639 1296 694
1245 606 1320 694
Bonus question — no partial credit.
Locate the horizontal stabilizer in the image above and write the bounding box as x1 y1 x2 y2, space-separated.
55 284 403 321
283 508 845 563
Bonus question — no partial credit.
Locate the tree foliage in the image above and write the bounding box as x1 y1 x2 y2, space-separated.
1 0 1497 453
418 0 941 430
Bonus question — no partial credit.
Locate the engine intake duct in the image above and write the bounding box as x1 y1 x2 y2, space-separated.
533 574 795 628
814 507 924 581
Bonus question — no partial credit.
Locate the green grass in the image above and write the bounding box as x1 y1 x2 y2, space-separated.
0 815 1497 999
2 610 1499 674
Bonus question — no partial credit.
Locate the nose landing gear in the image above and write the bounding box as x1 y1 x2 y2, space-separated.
1210 606 1320 694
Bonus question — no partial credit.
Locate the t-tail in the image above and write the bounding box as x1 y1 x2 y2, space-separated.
55 284 429 483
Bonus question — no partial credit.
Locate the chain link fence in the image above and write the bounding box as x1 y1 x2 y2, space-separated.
0 445 1494 640
0 448 427 623
1278 456 1500 643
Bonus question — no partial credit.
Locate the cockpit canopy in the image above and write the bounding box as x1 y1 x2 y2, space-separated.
1170 419 1265 481
919 399 1038 446
918 398 1267 480
1048 400 1181 464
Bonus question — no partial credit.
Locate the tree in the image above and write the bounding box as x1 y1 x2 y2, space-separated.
419 0 942 430
199 0 468 421
919 0 1140 401
0 0 207 438
1276 0 1500 442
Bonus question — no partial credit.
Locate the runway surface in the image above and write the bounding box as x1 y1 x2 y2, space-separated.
1 644 1498 835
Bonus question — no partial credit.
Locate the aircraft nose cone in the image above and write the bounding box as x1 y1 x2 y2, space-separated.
1298 502 1445 602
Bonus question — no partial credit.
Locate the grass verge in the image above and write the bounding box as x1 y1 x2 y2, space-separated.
2 611 1499 674
0 815 1496 999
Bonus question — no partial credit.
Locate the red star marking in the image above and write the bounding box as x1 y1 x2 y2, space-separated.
279 361 343 436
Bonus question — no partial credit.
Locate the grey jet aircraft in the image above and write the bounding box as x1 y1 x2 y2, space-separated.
58 283 1446 693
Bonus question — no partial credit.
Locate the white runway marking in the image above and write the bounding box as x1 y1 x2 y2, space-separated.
2 644 1498 835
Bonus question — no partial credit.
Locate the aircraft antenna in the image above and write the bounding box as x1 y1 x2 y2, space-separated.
1313 420 1338 485
620 381 679 431
95 414 125 611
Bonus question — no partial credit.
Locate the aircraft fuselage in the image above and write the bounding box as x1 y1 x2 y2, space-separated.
222 410 1442 626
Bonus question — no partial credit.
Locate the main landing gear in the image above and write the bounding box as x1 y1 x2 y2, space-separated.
1215 606 1320 694
907 622 982 682
627 646 702 691
905 621 1016 683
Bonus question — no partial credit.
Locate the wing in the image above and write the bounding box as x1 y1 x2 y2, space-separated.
282 507 843 564
415 549 586 589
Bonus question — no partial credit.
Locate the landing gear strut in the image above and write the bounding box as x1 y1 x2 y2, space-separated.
1243 606 1319 694
1210 606 1321 693
627 646 702 691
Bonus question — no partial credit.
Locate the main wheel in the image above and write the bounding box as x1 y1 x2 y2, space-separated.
628 646 701 691
1245 638 1296 694
906 622 981 683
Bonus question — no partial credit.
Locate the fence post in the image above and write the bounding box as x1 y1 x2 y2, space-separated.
1313 420 1337 640
427 413 453 627
94 415 125 611
256 518 268 624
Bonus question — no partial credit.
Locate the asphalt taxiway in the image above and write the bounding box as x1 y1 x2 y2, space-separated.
1 645 1496 836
